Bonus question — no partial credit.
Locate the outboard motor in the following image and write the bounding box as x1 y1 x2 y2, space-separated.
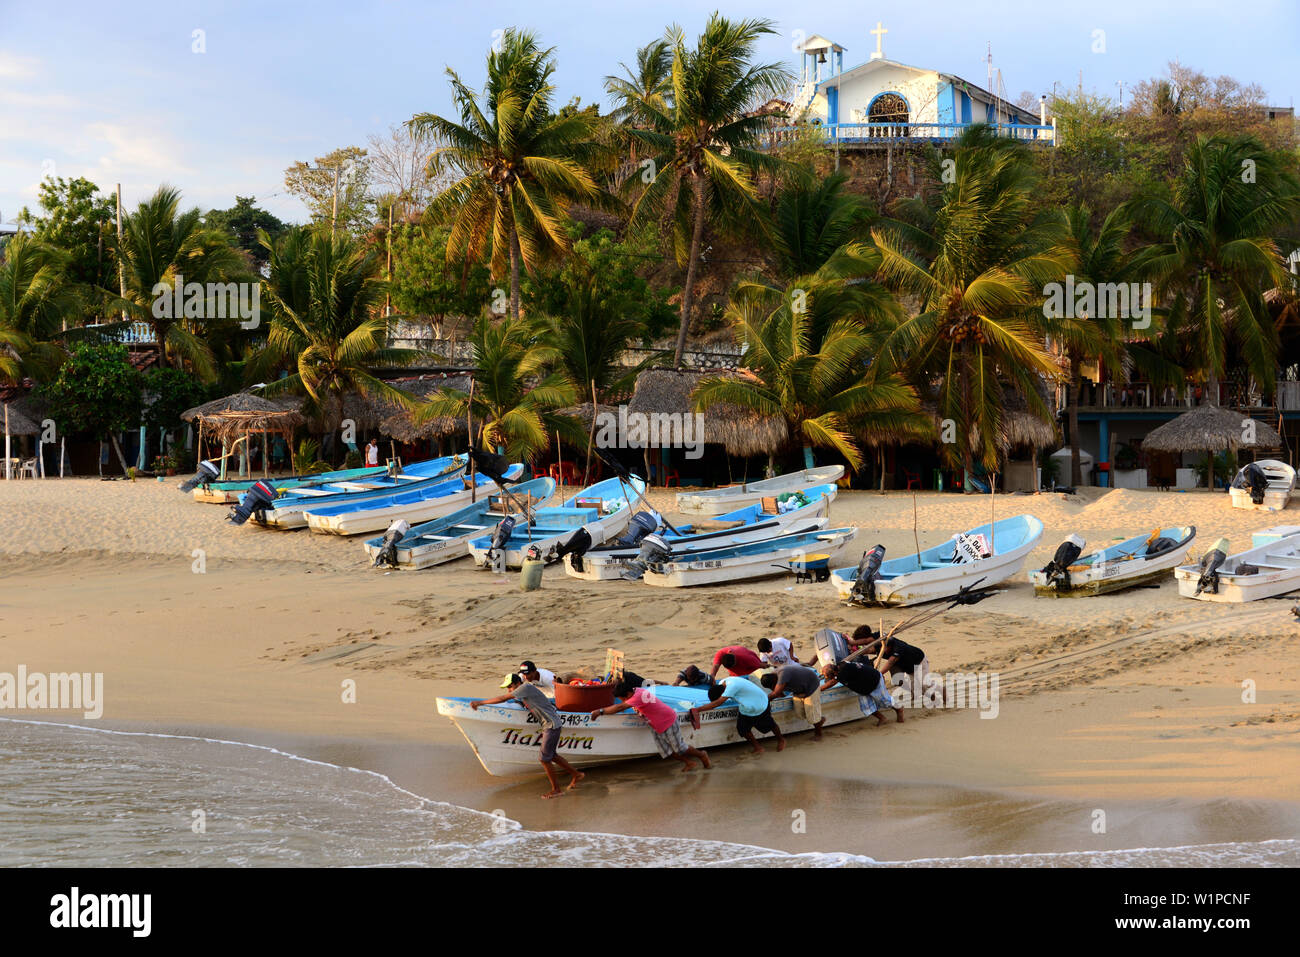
814 627 851 668
467 448 514 487
621 533 672 580
484 515 517 566
1195 537 1230 596
550 525 593 570
615 511 659 548
179 460 220 493
372 519 411 568
848 544 886 604
1040 534 1085 591
1242 463 1268 505
227 481 277 526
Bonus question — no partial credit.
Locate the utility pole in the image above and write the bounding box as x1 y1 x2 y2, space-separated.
385 203 393 316
116 184 125 321
331 166 340 238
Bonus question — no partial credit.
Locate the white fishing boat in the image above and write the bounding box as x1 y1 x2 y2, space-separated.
304 465 525 536
1030 526 1196 597
435 682 877 776
249 455 466 529
674 465 846 516
1229 459 1295 511
1174 531 1300 602
564 484 837 582
361 477 557 569
466 476 646 569
640 526 858 588
832 514 1044 606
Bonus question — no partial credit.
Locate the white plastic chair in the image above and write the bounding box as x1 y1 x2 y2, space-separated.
18 458 38 479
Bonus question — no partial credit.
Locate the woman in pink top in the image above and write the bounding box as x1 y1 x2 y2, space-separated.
591 680 711 772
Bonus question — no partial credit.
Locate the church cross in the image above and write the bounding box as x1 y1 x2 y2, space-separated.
870 22 887 59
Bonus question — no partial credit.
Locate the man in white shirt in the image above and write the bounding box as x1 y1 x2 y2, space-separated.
518 660 556 693
365 439 380 467
756 636 802 667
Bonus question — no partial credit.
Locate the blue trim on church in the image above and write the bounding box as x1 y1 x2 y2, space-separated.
937 82 955 124
826 85 839 125
866 90 909 119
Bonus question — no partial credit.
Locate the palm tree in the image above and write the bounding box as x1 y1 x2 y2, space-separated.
603 40 672 128
620 14 792 366
417 314 583 462
1052 205 1135 487
693 247 926 473
0 235 79 383
112 185 249 379
530 269 662 401
251 227 427 439
770 171 875 281
873 127 1067 478
408 29 604 320
1129 134 1300 405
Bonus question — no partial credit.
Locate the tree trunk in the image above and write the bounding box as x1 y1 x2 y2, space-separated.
674 175 709 369
509 230 521 321
960 341 974 490
1069 355 1083 487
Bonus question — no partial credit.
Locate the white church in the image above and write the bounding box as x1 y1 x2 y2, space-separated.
790 25 1055 145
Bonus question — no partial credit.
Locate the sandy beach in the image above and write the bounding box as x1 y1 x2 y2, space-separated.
3 477 1299 862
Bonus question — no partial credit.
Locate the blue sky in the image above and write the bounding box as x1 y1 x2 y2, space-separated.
2 0 1296 226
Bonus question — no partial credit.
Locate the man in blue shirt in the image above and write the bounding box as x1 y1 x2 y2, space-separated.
688 677 786 754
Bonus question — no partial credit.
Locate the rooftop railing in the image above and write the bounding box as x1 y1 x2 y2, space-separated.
762 121 1058 148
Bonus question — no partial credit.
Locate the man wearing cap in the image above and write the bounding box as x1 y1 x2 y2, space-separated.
518 661 556 694
471 674 584 798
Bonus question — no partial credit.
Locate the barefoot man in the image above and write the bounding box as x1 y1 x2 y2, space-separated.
590 680 711 773
760 662 826 739
471 673 584 798
689 677 785 754
821 660 903 726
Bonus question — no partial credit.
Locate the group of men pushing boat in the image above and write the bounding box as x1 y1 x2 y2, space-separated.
468 632 937 798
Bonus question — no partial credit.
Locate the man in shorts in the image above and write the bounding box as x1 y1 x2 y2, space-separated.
849 628 944 706
708 645 763 681
760 662 825 739
688 676 786 754
590 680 711 772
821 660 904 725
471 674 584 798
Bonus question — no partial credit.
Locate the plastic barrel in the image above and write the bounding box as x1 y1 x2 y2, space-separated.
519 557 544 591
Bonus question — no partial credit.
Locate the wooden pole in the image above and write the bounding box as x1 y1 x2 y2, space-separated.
59 435 66 478
990 469 996 552
556 429 564 491
467 378 476 503
3 403 10 481
912 487 920 558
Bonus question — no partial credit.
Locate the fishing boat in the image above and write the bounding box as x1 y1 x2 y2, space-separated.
640 526 858 588
191 465 389 504
832 514 1044 606
674 465 846 516
1229 459 1295 511
304 465 526 536
564 484 838 582
361 477 557 569
1174 530 1300 602
248 454 466 529
1030 526 1196 597
435 682 876 776
466 476 647 569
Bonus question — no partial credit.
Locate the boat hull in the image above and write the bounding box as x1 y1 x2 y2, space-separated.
833 516 1044 606
1173 531 1300 602
250 457 466 529
1030 526 1196 598
564 494 834 582
306 476 510 536
675 466 845 515
642 527 858 587
436 683 875 776
192 466 388 504
1228 489 1291 511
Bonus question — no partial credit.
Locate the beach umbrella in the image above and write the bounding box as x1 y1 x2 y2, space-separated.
1140 405 1283 490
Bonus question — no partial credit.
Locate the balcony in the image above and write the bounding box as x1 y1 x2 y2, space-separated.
1075 380 1300 412
84 321 157 344
763 121 1058 148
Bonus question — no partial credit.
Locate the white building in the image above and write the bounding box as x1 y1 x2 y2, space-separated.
792 27 1054 145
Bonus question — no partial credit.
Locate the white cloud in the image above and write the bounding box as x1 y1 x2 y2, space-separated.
0 51 40 79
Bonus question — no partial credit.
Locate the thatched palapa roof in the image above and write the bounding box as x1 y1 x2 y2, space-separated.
627 369 788 457
181 391 303 423
377 375 472 442
2 395 44 436
190 394 305 445
1141 405 1283 453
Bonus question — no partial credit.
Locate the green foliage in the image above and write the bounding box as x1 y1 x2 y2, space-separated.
204 197 289 266
343 449 362 469
0 234 80 383
389 222 492 333
283 146 374 236
293 438 322 473
1114 443 1139 471
17 176 117 291
1194 451 1234 488
142 367 207 433
40 342 142 438
770 171 875 280
167 442 195 472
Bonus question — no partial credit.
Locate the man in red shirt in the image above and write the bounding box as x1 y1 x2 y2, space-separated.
591 680 711 772
709 645 762 680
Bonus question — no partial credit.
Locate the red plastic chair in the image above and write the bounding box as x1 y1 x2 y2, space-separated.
663 468 680 487
903 468 921 490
